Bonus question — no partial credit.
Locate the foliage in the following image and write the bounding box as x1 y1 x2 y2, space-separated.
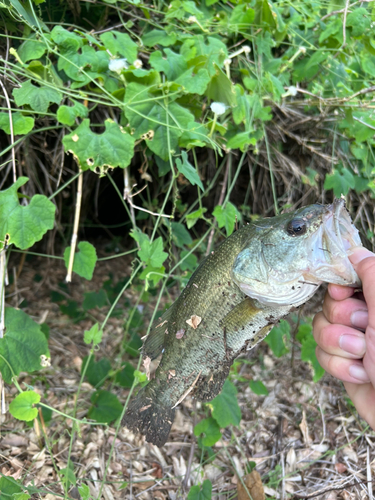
0 0 374 496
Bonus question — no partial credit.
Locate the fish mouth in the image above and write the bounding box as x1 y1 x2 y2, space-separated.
303 198 362 286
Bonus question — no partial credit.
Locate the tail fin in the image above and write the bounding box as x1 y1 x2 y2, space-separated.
122 387 175 447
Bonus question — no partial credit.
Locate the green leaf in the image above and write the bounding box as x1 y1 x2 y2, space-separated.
194 417 222 446
83 290 107 310
206 64 237 107
139 265 166 287
346 7 371 37
51 25 83 49
180 250 198 271
300 336 325 382
100 31 138 63
209 379 241 427
142 30 177 47
84 323 103 346
361 52 375 77
264 319 290 358
124 83 194 160
63 241 97 280
115 362 135 388
0 308 50 383
0 112 34 135
9 391 40 421
62 119 135 172
0 476 23 500
324 168 355 197
176 151 204 190
18 39 47 62
171 222 192 247
82 356 111 388
0 177 55 250
131 230 168 267
57 101 89 126
13 80 62 113
77 484 91 500
249 380 269 396
88 390 122 423
186 207 207 229
7 0 48 30
187 480 212 500
213 202 237 236
230 5 255 29
226 132 257 151
59 466 77 488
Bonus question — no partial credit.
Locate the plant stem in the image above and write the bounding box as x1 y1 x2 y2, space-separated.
66 169 83 282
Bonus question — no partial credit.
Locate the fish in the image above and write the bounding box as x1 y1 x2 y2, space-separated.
123 198 362 446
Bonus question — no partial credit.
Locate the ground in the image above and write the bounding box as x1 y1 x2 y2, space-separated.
1 244 375 500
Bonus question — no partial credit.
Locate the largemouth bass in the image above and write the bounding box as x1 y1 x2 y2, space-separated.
123 199 362 446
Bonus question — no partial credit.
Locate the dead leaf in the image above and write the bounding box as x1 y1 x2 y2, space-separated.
186 315 202 329
237 470 265 500
143 356 151 380
151 461 163 479
168 369 176 379
299 410 311 445
343 446 358 463
335 462 347 473
1 435 28 447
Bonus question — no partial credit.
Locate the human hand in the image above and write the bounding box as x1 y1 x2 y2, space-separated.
313 247 375 429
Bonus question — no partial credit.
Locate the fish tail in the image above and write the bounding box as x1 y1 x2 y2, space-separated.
122 387 175 447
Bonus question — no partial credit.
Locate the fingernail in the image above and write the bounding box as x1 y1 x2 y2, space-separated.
348 247 374 265
350 310 368 329
339 334 366 356
348 364 370 382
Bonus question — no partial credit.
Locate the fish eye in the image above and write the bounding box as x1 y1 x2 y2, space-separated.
286 218 307 236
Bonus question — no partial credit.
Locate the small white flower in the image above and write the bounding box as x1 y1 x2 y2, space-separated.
133 59 143 69
288 86 298 96
224 58 232 66
108 58 129 72
300 46 306 54
188 15 197 23
210 102 228 116
243 45 251 54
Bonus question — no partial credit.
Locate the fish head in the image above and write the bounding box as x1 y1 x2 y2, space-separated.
232 198 362 307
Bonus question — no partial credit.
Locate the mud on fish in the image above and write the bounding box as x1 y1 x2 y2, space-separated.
123 199 362 446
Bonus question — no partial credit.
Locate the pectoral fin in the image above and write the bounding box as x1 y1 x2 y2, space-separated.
220 297 261 332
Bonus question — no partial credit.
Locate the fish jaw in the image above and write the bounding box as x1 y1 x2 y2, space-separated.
302 198 362 287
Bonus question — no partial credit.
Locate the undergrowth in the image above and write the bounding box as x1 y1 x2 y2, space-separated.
0 0 374 498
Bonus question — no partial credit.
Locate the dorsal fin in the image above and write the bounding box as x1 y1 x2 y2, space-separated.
142 303 177 360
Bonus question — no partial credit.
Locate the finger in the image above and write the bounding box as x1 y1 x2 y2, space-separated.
315 347 370 383
349 248 375 387
343 382 375 430
322 293 368 330
313 312 366 358
328 283 355 301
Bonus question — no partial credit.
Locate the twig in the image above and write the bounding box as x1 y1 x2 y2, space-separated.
367 447 373 500
66 169 83 282
183 399 197 490
341 0 351 49
0 79 16 183
0 248 7 415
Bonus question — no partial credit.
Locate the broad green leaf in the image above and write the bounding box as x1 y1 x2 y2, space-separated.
63 241 97 280
324 169 355 197
180 36 227 75
206 64 237 107
361 52 375 77
88 390 122 423
186 207 207 229
100 31 138 63
78 484 91 500
84 323 103 346
57 101 88 126
171 222 192 247
82 356 111 388
142 30 177 47
179 121 210 149
249 380 269 396
9 391 40 421
230 5 255 29
13 80 62 113
213 202 237 236
63 119 135 172
124 83 194 160
131 229 168 267
51 25 83 50
0 308 50 383
209 379 241 427
180 250 198 271
0 177 55 250
264 319 290 358
139 264 166 287
176 151 204 190
187 480 212 500
115 362 135 388
0 112 34 135
7 0 48 30
194 417 222 446
0 476 23 500
59 467 77 488
226 132 257 151
57 44 109 85
124 331 143 357
18 39 47 62
346 7 371 36
83 290 107 310
300 336 325 382
319 18 343 44
165 0 203 20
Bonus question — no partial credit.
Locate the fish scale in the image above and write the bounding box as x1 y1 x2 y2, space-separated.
123 199 362 446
